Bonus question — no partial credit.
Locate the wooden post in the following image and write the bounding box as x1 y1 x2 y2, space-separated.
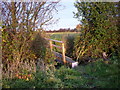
62 43 66 64
49 40 53 52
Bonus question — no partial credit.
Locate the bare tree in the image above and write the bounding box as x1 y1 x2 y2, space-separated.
2 1 60 32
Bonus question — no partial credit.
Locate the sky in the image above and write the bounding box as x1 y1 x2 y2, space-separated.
45 0 120 30
47 0 80 30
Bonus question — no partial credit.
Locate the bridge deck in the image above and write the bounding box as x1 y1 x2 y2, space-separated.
53 51 78 68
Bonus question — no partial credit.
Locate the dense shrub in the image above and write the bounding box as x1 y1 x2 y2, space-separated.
64 34 76 59
31 32 48 59
2 29 48 78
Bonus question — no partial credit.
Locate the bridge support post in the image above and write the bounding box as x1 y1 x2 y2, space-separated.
49 40 53 52
62 43 66 64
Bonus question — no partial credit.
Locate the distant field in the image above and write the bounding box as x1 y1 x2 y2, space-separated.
47 32 79 35
46 32 80 41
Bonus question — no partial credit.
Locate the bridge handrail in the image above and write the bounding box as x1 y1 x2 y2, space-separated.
45 38 66 64
45 38 63 43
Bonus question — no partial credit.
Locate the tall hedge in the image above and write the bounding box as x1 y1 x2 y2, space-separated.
74 1 120 60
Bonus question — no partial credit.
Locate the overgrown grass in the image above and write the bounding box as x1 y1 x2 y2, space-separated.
75 55 120 88
2 55 119 88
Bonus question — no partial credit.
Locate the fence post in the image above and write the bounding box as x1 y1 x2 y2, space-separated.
62 43 66 64
49 40 53 52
